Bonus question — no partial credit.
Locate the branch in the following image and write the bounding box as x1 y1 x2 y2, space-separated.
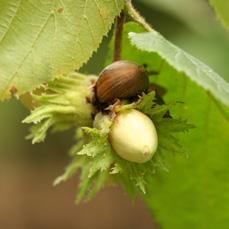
113 11 125 62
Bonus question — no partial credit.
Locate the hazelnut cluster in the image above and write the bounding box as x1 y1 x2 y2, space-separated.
94 60 158 163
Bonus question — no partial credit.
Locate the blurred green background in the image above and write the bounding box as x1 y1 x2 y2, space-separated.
0 0 228 228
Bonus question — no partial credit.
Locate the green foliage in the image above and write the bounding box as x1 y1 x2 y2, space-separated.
23 73 193 202
209 0 229 28
50 90 193 202
1 1 228 227
0 0 124 100
137 92 194 156
118 22 229 229
129 31 229 106
23 72 96 143
54 127 114 203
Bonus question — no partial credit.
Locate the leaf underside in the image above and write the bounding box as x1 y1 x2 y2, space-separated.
129 31 229 106
0 0 124 100
118 22 229 229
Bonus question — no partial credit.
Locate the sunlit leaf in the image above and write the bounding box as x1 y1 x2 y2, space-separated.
0 0 124 100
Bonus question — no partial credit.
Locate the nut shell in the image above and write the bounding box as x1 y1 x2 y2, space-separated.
109 109 158 163
96 61 149 103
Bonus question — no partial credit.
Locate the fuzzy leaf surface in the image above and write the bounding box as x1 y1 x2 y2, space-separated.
0 0 124 100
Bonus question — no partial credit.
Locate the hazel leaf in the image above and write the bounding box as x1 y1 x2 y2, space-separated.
0 0 124 100
129 31 229 106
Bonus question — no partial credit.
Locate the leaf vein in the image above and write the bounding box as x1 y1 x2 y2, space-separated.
1 12 53 97
0 0 22 43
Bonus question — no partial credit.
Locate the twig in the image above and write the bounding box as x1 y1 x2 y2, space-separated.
113 11 125 62
125 0 153 32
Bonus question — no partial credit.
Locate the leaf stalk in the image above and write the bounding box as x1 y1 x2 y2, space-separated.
125 0 153 32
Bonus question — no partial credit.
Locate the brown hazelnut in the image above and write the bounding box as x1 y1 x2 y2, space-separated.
96 60 149 103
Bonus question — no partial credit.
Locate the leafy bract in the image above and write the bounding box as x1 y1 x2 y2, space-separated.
53 92 192 202
209 0 229 28
54 127 114 203
23 71 192 202
23 72 96 143
129 31 229 106
119 22 229 229
0 0 124 100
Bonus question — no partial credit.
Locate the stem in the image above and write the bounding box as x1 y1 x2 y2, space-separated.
113 11 125 62
125 0 153 32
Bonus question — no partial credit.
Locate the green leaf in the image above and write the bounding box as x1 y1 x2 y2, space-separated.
0 0 124 100
137 92 194 156
129 31 229 106
209 0 229 28
146 68 229 229
118 22 229 229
